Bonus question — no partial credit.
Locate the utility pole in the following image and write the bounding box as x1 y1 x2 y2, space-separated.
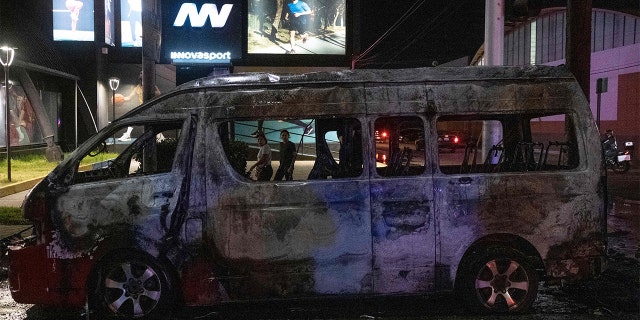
142 0 162 103
566 0 592 100
483 0 504 164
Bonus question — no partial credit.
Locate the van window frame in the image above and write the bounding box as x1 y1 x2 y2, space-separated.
218 116 367 182
434 111 582 175
66 119 189 185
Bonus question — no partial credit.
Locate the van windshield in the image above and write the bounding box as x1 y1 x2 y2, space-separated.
73 123 183 184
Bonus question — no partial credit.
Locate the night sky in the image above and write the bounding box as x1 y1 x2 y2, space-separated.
358 0 485 68
357 0 639 68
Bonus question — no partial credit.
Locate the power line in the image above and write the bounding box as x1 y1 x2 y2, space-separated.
354 0 428 67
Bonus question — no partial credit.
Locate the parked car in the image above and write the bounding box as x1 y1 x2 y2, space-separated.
375 130 387 143
437 131 462 152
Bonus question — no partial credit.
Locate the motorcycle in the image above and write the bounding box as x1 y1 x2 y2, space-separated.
603 137 633 173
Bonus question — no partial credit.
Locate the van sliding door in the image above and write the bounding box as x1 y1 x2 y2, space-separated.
212 117 372 299
369 115 436 294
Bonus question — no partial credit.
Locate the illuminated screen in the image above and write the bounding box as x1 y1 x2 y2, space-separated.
247 0 346 55
161 0 243 64
121 0 142 47
105 0 115 46
52 0 95 41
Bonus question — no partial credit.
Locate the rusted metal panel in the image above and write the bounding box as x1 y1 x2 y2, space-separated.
53 172 180 253
206 132 374 297
8 66 606 311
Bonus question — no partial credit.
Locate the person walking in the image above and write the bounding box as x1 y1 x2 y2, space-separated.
285 0 312 54
249 132 273 181
274 130 296 180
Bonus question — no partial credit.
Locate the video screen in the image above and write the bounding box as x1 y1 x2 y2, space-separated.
121 0 143 47
52 0 95 41
162 0 242 64
105 0 115 46
247 0 346 55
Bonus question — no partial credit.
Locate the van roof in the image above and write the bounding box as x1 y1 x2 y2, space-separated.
124 65 581 120
176 65 575 90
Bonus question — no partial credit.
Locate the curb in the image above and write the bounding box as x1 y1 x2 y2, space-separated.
0 164 94 198
0 177 44 198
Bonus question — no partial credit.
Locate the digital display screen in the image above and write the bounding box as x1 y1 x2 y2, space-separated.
162 0 243 64
105 0 115 46
121 0 143 47
53 0 95 41
247 0 346 55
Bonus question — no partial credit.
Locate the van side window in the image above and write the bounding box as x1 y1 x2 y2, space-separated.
219 118 363 181
73 124 182 183
374 116 426 177
438 113 579 174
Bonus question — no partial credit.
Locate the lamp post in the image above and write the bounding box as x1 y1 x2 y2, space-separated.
109 77 120 126
1 46 15 182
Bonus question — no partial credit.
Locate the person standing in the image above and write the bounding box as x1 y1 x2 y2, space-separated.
274 130 296 180
65 0 84 31
602 129 618 161
127 0 142 46
285 0 312 54
249 133 273 181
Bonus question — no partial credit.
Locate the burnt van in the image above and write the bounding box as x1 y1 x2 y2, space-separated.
9 66 607 318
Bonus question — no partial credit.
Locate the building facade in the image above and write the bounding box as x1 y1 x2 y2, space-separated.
474 7 640 149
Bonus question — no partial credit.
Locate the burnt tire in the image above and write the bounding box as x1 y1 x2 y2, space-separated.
90 252 175 319
457 246 538 314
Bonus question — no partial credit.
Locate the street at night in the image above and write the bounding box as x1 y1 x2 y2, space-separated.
1 0 639 319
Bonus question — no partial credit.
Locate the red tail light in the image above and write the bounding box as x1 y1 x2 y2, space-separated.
453 136 459 143
376 153 388 164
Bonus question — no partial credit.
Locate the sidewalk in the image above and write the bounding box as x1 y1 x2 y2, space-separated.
0 179 40 240
0 177 40 208
0 189 30 208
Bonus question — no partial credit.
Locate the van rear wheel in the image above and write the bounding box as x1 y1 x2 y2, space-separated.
91 252 174 319
457 246 538 314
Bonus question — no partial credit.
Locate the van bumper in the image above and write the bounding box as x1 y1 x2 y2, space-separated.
8 243 90 308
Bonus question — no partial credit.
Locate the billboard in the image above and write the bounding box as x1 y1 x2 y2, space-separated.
162 1 243 64
105 0 115 46
121 0 143 47
53 0 95 41
247 0 346 55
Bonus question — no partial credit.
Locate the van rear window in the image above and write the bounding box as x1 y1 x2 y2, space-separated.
437 113 579 174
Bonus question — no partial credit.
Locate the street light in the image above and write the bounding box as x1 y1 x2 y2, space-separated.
109 77 120 125
1 46 15 182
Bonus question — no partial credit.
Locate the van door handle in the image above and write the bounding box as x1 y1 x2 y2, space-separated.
275 182 307 187
458 177 472 185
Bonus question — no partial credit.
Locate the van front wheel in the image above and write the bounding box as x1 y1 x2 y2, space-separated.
91 252 174 319
457 246 538 314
